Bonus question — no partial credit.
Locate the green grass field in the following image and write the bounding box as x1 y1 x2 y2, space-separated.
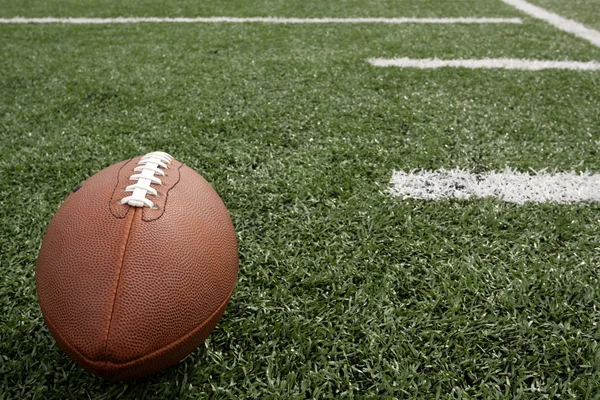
1 0 600 398
529 0 600 31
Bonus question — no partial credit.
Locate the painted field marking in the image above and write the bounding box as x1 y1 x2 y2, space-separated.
369 57 600 70
388 169 600 204
0 16 523 24
502 0 600 48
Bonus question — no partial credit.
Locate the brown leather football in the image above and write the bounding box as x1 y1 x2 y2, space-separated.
36 152 238 381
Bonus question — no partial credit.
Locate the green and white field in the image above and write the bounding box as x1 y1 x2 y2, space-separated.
1 0 599 398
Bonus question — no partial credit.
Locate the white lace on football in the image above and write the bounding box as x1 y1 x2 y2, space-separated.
120 152 172 208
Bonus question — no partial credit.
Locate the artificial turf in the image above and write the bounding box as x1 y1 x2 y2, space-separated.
528 0 600 31
1 0 599 398
0 0 524 19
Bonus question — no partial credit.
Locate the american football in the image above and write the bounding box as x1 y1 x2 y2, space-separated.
35 152 238 380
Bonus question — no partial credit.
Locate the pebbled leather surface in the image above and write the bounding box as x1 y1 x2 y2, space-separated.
36 156 238 380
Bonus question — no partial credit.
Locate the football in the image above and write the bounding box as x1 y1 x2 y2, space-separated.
36 152 238 381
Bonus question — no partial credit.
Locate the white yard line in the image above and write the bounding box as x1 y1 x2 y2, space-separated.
0 16 523 24
388 169 600 204
369 57 600 70
502 0 600 48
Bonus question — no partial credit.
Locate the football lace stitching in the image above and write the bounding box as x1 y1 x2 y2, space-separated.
119 152 172 208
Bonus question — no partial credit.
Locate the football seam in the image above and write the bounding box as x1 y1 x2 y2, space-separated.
40 285 234 367
102 206 138 373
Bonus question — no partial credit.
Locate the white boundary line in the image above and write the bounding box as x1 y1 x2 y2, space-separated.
502 0 600 48
369 57 600 70
0 16 523 24
388 168 600 204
